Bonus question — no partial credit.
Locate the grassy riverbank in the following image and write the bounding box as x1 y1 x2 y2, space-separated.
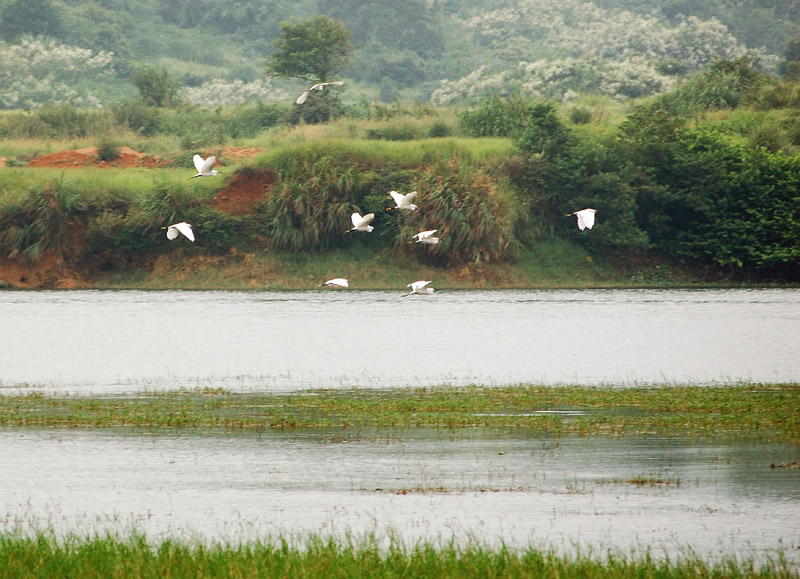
2 384 798 442
0 532 794 579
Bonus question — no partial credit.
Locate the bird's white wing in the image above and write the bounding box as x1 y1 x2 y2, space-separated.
411 280 431 291
328 81 345 86
417 229 437 239
581 209 596 229
389 191 404 206
361 213 375 225
351 212 362 227
193 154 205 173
200 156 216 175
166 227 178 240
296 91 310 104
404 191 418 203
326 278 348 287
173 221 195 242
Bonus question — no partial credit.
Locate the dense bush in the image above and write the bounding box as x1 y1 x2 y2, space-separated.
616 107 800 277
399 157 522 265
256 145 380 252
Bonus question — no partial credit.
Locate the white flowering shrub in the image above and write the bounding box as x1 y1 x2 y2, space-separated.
432 58 675 105
180 78 289 108
435 0 776 103
0 38 114 109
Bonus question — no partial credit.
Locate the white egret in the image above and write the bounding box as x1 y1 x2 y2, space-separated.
387 190 417 211
402 280 434 297
296 81 345 104
318 278 349 288
346 212 375 233
566 208 596 231
188 154 220 179
162 221 195 242
410 229 439 244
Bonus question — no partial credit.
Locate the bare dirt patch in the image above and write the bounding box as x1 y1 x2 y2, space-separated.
0 254 90 289
210 168 274 215
22 145 263 170
27 146 163 169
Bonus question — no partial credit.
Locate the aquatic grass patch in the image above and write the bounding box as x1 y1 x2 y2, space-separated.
0 531 793 579
1 384 798 442
596 476 682 487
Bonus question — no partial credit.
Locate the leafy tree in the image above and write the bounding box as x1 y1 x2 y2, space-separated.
511 100 647 253
0 0 63 42
132 65 181 107
616 105 800 278
266 15 354 83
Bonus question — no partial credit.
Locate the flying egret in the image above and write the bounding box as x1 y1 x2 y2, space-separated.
318 278 349 288
162 221 195 242
387 190 417 211
346 212 375 233
410 229 439 244
566 208 596 231
296 81 345 104
402 280 435 297
188 154 220 179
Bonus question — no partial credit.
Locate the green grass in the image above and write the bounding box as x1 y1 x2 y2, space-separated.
1 384 798 442
0 531 793 578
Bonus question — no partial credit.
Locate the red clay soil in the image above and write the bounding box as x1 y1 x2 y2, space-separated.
27 146 162 169
0 254 88 289
210 168 274 215
24 146 262 169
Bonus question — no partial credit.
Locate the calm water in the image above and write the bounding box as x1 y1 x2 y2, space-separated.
0 429 797 564
1 288 798 393
2 288 799 564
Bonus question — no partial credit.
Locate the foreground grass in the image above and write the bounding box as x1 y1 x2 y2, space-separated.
1 384 798 442
0 532 794 579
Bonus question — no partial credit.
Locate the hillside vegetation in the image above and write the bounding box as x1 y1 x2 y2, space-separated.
0 0 797 106
1 54 799 289
0 0 798 289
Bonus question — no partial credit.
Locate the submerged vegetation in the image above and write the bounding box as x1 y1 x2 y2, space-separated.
0 531 795 579
1 384 798 442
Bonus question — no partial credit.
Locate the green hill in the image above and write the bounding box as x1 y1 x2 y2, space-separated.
0 0 797 107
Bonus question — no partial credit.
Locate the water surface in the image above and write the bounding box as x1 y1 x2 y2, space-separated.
1 288 798 393
0 429 796 564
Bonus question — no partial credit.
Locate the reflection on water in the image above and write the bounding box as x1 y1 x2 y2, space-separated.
0 429 797 564
1 288 798 393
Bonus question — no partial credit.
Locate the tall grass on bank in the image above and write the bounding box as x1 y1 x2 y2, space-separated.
0 532 793 579
2 384 797 442
254 139 523 263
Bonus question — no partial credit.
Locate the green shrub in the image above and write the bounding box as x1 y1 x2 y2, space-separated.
427 121 452 138
569 107 592 125
399 157 521 265
111 99 166 136
366 124 420 141
459 94 535 138
96 138 120 162
258 146 378 251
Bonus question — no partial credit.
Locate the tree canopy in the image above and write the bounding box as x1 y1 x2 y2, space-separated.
265 15 354 83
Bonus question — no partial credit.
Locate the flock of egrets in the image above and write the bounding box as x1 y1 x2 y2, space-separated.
162 81 596 296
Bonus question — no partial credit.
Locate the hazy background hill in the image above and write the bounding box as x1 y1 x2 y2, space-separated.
0 0 797 108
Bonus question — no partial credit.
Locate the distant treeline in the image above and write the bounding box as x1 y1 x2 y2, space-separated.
0 0 798 106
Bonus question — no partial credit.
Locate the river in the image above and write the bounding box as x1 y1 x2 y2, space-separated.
1 288 798 393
